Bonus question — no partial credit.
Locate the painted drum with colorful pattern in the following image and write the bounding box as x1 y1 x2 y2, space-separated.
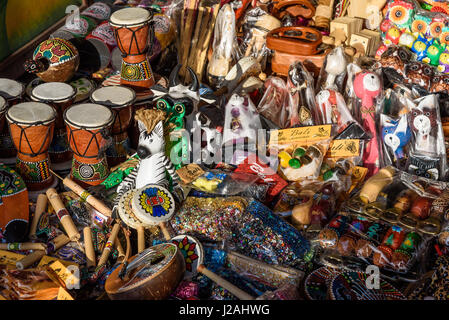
0 164 29 243
26 38 80 83
6 102 56 192
64 103 114 187
31 82 76 167
90 85 136 167
110 7 155 94
171 235 203 278
86 21 120 70
132 185 176 226
105 243 185 300
82 2 111 22
0 78 25 160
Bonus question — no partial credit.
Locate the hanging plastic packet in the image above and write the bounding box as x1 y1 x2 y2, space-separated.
316 46 350 93
189 169 260 196
208 4 241 89
287 61 316 127
240 7 281 68
380 87 414 170
316 89 358 134
222 94 263 147
256 77 296 129
344 63 362 113
406 94 448 181
351 69 384 177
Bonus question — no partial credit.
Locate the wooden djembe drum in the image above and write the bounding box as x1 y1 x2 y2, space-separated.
0 78 25 162
64 103 114 188
31 82 76 171
90 86 136 167
6 102 58 194
109 7 156 99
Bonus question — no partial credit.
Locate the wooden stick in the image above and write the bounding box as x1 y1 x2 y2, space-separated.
187 6 205 72
115 237 125 263
180 0 200 77
83 227 96 268
16 234 70 270
191 6 211 77
197 264 255 300
196 4 220 82
29 194 48 239
0 243 46 251
46 188 80 241
98 223 120 267
50 169 112 218
159 223 172 241
137 226 145 253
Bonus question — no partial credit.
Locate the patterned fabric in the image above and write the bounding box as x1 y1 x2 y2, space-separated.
409 255 449 300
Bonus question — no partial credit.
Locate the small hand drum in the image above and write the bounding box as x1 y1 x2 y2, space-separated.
170 234 254 300
132 185 176 226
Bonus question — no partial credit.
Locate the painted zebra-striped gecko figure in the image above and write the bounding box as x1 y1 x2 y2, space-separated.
112 120 185 218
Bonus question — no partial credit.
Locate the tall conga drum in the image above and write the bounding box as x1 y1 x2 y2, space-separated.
6 102 57 193
90 86 136 167
110 7 155 98
0 78 25 162
64 104 114 187
31 82 76 171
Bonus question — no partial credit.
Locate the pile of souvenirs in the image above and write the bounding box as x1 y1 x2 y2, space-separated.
1 0 449 300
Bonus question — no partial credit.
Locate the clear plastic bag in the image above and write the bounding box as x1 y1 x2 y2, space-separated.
406 94 448 181
256 77 297 129
189 169 260 196
222 93 264 147
316 46 350 93
208 4 241 89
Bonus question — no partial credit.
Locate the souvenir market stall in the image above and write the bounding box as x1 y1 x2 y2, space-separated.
0 0 448 301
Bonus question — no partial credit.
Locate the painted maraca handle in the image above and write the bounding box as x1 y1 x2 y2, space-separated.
197 264 255 300
98 223 121 267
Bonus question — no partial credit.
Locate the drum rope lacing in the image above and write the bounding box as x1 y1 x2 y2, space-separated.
8 120 53 158
92 100 134 135
112 11 155 58
66 126 113 159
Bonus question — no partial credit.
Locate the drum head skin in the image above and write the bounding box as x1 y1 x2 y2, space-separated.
118 189 155 229
132 185 176 226
91 86 136 108
110 7 151 27
171 235 204 277
0 96 6 114
64 103 114 129
31 82 76 103
6 102 56 125
0 78 25 100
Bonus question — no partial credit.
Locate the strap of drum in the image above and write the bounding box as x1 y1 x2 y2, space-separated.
113 11 155 57
9 120 53 158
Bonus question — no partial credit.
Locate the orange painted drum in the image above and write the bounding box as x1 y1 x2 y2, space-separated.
6 102 56 191
31 82 77 165
64 103 114 187
90 86 136 167
110 7 155 93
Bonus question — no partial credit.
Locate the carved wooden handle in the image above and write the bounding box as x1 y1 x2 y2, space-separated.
272 0 316 19
266 26 322 56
